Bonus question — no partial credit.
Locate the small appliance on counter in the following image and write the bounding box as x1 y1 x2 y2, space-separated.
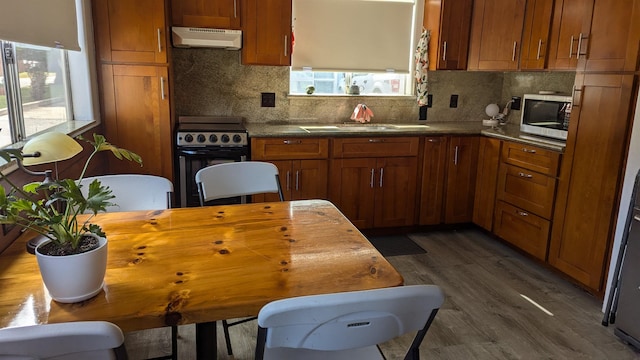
520 93 572 141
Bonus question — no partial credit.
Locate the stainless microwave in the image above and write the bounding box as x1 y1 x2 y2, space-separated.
520 94 572 141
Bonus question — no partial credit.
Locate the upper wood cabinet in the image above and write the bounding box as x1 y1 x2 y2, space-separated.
241 0 292 66
171 0 241 29
576 0 640 72
423 0 473 70
547 0 593 70
93 0 168 64
467 0 526 70
519 0 554 70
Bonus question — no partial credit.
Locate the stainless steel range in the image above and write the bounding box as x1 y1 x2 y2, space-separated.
175 116 248 207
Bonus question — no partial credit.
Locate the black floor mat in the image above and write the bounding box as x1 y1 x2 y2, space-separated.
367 235 427 257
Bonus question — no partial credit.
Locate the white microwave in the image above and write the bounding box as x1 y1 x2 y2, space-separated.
520 93 572 141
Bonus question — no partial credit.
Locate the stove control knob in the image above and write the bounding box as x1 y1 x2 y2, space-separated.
197 134 206 143
209 134 218 143
184 134 194 143
233 134 243 143
221 134 230 143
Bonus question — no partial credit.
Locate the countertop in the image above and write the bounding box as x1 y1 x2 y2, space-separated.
246 122 566 152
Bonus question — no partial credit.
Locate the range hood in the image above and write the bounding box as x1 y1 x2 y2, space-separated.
172 27 242 50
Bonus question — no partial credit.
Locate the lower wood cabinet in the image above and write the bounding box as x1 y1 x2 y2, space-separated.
329 137 419 229
472 137 502 231
99 64 172 181
494 200 551 261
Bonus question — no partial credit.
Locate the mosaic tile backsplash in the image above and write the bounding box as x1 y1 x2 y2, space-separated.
172 48 575 125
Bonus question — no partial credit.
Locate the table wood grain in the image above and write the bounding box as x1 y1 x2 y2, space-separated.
0 200 403 332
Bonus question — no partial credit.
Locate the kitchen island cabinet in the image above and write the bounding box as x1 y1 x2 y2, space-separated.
251 137 329 202
171 0 241 29
329 137 419 229
241 0 292 66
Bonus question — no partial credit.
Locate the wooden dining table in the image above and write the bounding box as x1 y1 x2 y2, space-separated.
0 199 404 359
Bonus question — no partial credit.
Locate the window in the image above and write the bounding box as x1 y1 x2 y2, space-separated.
0 42 72 147
289 0 422 96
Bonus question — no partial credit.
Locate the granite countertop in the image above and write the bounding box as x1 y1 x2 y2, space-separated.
246 121 566 152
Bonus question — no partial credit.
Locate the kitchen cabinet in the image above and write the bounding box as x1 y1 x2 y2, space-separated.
251 137 329 202
93 0 168 64
549 73 636 292
467 0 526 70
241 0 292 66
171 0 241 29
575 0 640 72
444 136 479 223
99 64 172 180
547 0 593 70
472 137 501 231
494 141 560 261
519 0 554 70
329 137 419 229
419 137 447 225
422 0 473 70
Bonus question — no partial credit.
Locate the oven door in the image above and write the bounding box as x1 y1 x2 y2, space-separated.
177 147 247 207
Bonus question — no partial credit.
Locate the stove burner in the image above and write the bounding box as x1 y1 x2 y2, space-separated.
176 116 248 147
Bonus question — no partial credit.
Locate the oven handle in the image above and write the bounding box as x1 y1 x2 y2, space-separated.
177 148 247 156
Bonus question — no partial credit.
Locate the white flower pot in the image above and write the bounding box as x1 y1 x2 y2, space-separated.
35 234 108 303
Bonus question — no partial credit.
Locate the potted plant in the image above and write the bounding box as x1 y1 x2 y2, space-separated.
0 133 142 303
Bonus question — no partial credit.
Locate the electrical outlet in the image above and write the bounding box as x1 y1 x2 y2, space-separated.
427 94 433 108
511 96 522 110
261 92 276 107
449 94 458 108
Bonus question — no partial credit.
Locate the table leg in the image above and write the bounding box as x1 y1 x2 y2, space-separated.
195 321 217 360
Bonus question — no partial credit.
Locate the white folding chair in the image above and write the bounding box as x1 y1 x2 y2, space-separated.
79 174 174 212
195 161 284 205
195 161 283 355
255 285 445 360
79 174 175 360
0 321 127 360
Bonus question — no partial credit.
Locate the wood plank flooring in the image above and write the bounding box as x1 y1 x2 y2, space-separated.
124 228 640 359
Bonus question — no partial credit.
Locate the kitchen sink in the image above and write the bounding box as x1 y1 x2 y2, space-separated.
300 124 429 133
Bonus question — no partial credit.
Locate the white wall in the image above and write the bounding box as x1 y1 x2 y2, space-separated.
603 83 640 312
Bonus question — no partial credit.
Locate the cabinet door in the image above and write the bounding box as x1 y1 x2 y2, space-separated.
100 65 172 180
468 0 526 70
576 0 640 72
171 0 241 29
419 137 448 225
444 136 479 223
329 158 377 229
472 137 501 231
292 160 328 200
494 201 551 261
93 0 167 64
241 0 292 66
547 0 593 70
549 73 636 292
520 0 554 70
374 157 418 228
253 160 290 202
423 0 473 70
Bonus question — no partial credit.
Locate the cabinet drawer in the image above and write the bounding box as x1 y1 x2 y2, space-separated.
501 141 561 176
494 201 550 261
251 138 329 160
496 163 557 219
332 137 419 158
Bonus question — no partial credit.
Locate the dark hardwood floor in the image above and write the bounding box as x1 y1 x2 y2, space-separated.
125 228 640 359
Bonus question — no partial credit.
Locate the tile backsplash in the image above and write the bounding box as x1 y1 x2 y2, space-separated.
172 48 575 124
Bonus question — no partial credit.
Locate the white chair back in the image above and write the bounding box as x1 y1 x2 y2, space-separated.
79 174 173 212
195 161 283 204
0 321 127 360
256 285 444 360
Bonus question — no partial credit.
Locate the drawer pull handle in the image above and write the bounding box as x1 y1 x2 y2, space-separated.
427 138 440 143
517 211 529 217
522 148 537 154
368 139 383 143
370 169 375 188
283 140 302 144
518 172 533 179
